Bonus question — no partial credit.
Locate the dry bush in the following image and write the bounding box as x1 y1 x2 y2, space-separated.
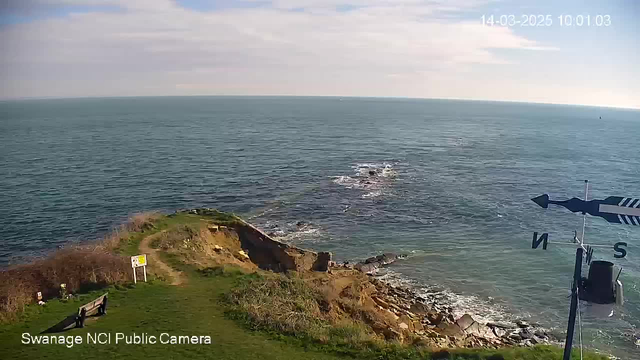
125 212 161 233
0 211 160 323
102 225 131 249
150 225 199 250
0 246 130 323
227 274 326 335
225 273 380 348
102 211 161 249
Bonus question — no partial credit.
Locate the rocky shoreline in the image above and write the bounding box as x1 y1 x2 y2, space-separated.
184 209 558 349
338 253 557 348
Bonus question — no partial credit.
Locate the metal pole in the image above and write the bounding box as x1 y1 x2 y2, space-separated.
580 180 589 246
563 247 583 360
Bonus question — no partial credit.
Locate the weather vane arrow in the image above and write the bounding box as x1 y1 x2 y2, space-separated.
532 194 640 225
530 181 634 360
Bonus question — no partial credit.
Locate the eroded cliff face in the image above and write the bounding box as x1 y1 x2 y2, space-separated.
232 218 332 272
178 208 331 273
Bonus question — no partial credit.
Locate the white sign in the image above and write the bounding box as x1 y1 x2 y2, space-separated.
131 254 147 268
130 254 147 283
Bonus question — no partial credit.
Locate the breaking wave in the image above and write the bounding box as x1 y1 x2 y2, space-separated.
332 162 399 197
377 269 518 325
354 162 398 178
261 220 325 244
362 190 383 198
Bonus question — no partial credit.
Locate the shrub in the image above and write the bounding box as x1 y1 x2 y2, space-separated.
0 245 130 323
0 212 162 323
126 212 161 233
226 274 326 335
102 211 161 249
224 273 381 351
149 224 199 250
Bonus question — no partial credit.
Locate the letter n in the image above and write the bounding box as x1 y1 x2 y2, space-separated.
532 232 548 250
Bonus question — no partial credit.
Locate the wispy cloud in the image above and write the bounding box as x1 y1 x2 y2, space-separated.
2 0 633 109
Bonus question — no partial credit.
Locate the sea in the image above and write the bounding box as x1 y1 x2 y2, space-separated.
1 97 638 358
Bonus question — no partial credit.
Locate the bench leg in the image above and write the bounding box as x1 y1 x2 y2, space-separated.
76 308 87 328
98 296 108 316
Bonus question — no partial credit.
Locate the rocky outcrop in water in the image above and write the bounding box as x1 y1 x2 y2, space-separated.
353 253 404 274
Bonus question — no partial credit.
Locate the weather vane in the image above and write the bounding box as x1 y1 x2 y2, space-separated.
530 180 635 360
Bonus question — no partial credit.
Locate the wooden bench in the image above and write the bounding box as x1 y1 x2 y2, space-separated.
42 293 108 333
75 293 108 328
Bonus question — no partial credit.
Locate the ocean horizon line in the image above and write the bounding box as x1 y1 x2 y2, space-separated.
1 94 638 112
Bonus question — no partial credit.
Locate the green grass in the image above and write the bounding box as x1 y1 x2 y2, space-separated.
2 266 605 360
115 213 204 256
0 266 343 360
185 208 242 225
0 213 610 360
116 210 240 256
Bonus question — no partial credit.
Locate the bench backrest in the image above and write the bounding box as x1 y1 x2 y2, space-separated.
78 293 108 315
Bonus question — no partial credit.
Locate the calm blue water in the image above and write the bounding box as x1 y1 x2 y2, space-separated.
1 97 639 357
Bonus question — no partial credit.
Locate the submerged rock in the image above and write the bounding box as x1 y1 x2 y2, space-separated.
356 253 403 274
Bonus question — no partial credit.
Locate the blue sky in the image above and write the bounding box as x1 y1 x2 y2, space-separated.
0 0 638 108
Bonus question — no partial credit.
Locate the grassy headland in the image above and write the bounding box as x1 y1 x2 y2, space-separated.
0 210 608 360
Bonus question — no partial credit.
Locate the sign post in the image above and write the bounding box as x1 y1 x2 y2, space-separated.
531 180 635 360
131 254 147 284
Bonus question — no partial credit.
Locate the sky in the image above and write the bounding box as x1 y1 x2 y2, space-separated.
0 0 638 109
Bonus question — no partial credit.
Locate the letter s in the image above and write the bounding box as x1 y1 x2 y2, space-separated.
22 333 30 344
614 242 627 259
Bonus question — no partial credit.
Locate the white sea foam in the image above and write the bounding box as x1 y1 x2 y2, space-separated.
362 190 383 198
332 176 381 190
353 162 397 177
332 162 399 197
247 207 275 220
332 175 358 188
381 165 397 178
266 221 325 244
378 269 516 325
